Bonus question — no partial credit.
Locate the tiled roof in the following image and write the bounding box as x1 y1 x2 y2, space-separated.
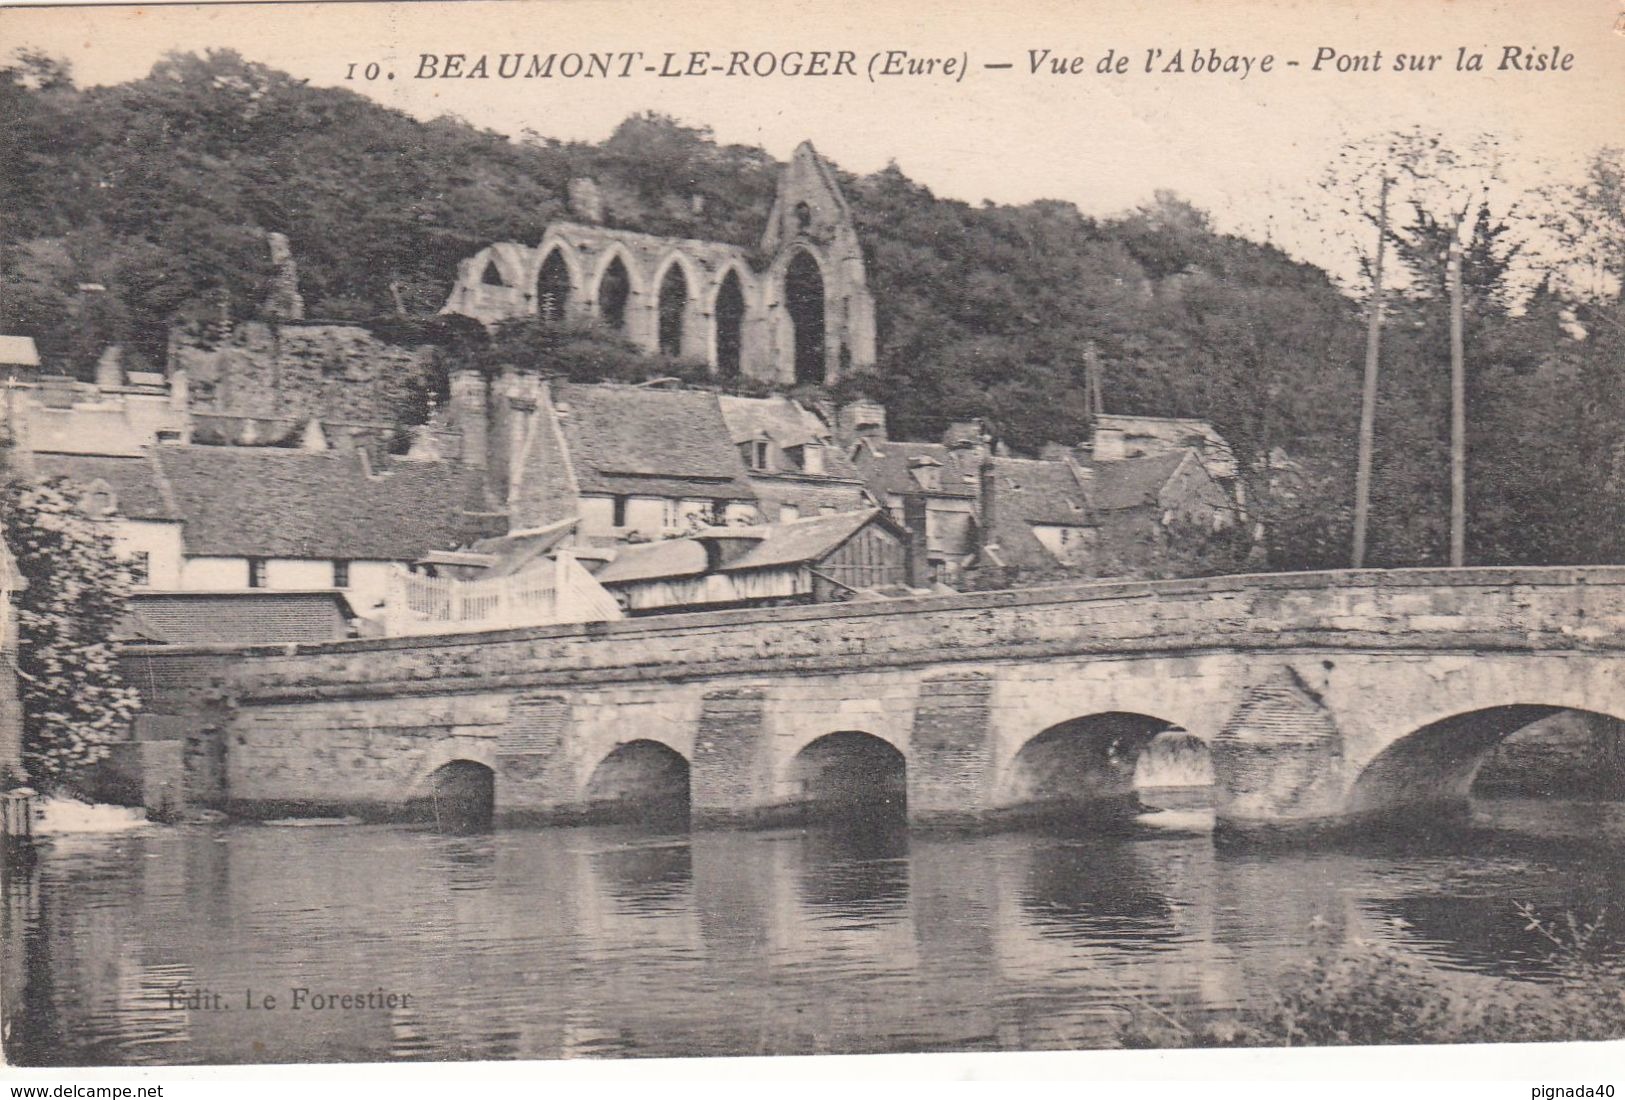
120 591 352 645
723 508 882 572
552 383 757 501
1090 452 1188 511
852 440 978 499
719 395 862 481
150 446 486 559
595 509 887 584
32 452 178 521
988 457 1090 526
592 538 710 585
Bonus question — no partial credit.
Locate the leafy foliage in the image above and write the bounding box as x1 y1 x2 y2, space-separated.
1 472 141 788
1119 905 1625 1048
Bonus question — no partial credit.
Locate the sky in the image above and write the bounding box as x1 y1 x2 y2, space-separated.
3 0 1624 277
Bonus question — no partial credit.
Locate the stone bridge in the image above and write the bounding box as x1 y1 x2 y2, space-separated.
177 567 1625 830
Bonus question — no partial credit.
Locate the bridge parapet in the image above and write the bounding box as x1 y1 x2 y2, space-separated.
205 566 1625 703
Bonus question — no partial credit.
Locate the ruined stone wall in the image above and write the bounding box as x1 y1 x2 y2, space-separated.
169 321 436 436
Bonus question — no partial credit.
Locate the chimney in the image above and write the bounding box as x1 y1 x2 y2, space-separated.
978 457 999 552
168 367 188 413
262 232 306 321
944 418 990 464
1093 427 1126 462
901 494 930 588
836 400 888 445
94 346 125 390
568 178 605 224
448 368 488 470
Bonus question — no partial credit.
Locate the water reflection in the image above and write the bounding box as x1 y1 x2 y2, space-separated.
5 798 1624 1065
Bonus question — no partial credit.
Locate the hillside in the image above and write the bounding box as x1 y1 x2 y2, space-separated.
4 48 1623 570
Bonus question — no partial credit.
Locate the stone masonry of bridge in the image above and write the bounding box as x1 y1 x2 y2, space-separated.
165 567 1625 829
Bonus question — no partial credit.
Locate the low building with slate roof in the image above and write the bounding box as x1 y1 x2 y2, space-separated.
32 445 492 616
118 591 355 646
591 507 913 614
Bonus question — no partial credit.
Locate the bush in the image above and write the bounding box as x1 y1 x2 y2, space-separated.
1117 905 1625 1048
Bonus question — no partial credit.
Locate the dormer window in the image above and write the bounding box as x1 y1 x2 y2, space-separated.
741 438 771 471
800 443 825 475
79 479 117 519
909 457 942 492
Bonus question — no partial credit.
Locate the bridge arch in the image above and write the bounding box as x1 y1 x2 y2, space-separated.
998 711 1203 822
582 738 691 824
423 759 495 833
781 730 906 824
1346 703 1625 820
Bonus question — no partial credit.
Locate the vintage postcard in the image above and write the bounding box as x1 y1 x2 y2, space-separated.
1 0 1623 1087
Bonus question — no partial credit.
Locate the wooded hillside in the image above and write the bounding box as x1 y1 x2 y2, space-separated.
4 48 1623 570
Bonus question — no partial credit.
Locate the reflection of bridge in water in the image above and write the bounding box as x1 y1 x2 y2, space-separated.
11 812 1621 1063
165 567 1625 832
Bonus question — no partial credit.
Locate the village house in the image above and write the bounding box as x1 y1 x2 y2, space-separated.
845 410 1236 581
25 443 490 634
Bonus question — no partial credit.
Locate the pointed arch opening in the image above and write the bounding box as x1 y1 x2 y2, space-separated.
481 260 505 287
657 263 690 357
715 269 745 382
785 250 826 385
536 248 572 323
597 256 632 333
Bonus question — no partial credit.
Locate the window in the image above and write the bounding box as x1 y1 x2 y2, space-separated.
248 558 267 588
746 440 770 470
801 444 825 474
333 560 351 588
612 495 629 527
127 551 149 587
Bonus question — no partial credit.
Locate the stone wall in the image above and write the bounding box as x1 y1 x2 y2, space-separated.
169 320 436 439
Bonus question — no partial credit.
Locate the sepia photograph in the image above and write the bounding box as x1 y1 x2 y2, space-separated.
0 0 1623 1084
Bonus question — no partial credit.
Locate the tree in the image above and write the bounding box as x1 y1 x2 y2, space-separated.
1 472 141 789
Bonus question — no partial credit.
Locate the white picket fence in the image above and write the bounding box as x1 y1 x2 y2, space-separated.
381 552 623 636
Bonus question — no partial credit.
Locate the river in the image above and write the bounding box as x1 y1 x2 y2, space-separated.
4 796 1624 1065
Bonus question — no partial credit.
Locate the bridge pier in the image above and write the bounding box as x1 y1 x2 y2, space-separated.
1211 668 1349 830
907 672 996 827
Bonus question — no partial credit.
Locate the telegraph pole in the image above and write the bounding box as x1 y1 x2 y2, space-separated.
1448 234 1467 567
1351 174 1390 569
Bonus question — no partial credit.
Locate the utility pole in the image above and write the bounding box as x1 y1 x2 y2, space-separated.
1351 173 1390 569
1448 233 1467 567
